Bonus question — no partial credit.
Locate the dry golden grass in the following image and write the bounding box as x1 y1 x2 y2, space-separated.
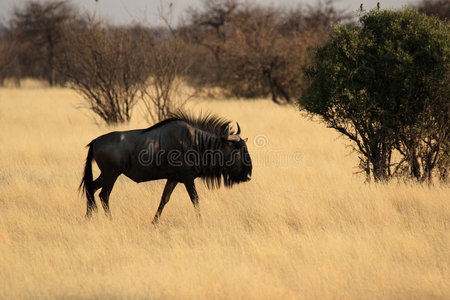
0 83 449 299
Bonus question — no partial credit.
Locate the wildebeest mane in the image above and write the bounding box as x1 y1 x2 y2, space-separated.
144 110 237 137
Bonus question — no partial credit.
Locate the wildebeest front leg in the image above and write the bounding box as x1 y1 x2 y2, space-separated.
184 180 200 217
152 180 178 224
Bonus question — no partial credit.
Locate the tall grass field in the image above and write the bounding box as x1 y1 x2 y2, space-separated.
0 83 448 299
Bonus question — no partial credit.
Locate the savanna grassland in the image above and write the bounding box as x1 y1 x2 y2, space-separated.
0 82 449 299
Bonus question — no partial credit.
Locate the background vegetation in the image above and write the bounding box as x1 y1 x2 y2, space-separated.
1 0 448 98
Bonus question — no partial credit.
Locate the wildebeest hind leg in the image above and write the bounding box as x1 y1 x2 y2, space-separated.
92 174 103 192
99 172 119 218
152 180 177 224
85 175 103 218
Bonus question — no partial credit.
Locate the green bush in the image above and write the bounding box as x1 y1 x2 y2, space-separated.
299 8 449 182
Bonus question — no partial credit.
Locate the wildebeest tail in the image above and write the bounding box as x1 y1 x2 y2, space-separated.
79 141 96 213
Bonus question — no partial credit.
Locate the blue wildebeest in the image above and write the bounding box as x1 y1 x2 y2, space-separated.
79 112 252 223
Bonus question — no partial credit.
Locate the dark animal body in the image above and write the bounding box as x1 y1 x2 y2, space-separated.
79 112 252 223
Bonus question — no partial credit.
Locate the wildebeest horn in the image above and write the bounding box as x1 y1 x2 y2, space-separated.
236 122 241 135
227 135 240 142
223 123 240 142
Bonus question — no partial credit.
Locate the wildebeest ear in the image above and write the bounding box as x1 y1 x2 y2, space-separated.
243 137 248 142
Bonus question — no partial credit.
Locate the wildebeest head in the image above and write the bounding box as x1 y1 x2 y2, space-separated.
217 122 252 187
